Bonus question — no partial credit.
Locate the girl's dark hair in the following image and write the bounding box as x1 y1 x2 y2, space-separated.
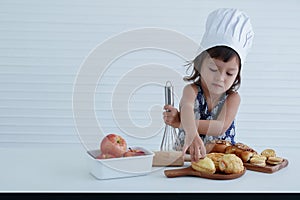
184 46 242 93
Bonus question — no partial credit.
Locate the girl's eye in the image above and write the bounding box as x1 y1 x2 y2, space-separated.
209 68 218 72
227 72 233 76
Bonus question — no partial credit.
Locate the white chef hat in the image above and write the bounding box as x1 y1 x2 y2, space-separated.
200 8 254 65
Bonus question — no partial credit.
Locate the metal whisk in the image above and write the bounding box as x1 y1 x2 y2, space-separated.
160 81 181 151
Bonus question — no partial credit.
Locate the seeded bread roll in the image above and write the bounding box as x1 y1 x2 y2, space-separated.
191 157 216 174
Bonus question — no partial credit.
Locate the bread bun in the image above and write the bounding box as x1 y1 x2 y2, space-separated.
223 142 258 163
205 142 216 153
225 145 237 154
252 154 267 160
261 149 276 158
249 154 267 167
191 157 216 174
214 144 228 153
266 156 283 165
206 140 232 153
206 153 225 172
219 154 244 174
240 151 253 162
234 142 258 154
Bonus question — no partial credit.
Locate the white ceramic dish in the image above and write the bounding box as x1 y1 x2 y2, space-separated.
86 146 154 180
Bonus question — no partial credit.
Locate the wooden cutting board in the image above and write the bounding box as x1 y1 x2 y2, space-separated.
243 158 289 173
164 166 246 180
183 153 289 174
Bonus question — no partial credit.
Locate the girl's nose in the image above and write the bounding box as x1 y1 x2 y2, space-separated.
216 71 225 82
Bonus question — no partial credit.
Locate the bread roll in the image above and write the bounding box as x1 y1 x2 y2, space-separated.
205 142 216 153
240 151 253 162
206 153 225 172
206 140 232 153
211 144 227 153
252 154 267 160
249 154 267 167
224 142 258 163
261 149 276 158
234 142 257 154
219 154 244 174
225 145 237 154
191 157 216 174
266 156 283 165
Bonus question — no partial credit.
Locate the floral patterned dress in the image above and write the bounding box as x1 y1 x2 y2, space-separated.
176 83 236 149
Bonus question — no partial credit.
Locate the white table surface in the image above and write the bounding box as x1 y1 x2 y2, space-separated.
0 143 298 193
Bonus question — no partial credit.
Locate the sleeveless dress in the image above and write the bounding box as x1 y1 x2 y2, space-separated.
176 83 236 149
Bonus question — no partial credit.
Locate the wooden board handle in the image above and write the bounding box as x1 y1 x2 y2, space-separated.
164 167 193 178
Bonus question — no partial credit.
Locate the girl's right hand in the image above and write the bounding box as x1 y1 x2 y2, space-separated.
162 105 181 128
182 134 206 162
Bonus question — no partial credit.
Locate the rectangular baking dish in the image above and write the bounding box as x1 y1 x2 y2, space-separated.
86 146 154 180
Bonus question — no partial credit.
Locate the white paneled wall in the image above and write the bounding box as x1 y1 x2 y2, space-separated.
1 0 300 149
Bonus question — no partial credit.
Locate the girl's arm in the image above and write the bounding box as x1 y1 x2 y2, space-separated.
179 84 198 140
196 92 241 136
179 84 206 161
163 92 240 137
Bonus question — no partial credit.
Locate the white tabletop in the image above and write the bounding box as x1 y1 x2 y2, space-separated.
0 143 298 192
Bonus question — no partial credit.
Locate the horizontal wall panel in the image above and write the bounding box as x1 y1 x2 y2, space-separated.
0 0 299 149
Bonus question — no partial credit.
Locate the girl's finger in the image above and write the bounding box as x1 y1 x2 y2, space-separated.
193 146 200 162
164 105 171 110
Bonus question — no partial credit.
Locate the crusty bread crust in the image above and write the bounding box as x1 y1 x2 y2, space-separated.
219 154 244 174
191 157 216 174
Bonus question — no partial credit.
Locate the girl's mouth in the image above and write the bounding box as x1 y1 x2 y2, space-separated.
212 83 223 88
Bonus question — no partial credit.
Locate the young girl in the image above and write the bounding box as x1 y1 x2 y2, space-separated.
163 8 254 162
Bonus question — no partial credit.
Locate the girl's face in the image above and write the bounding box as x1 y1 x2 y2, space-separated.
200 56 239 95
